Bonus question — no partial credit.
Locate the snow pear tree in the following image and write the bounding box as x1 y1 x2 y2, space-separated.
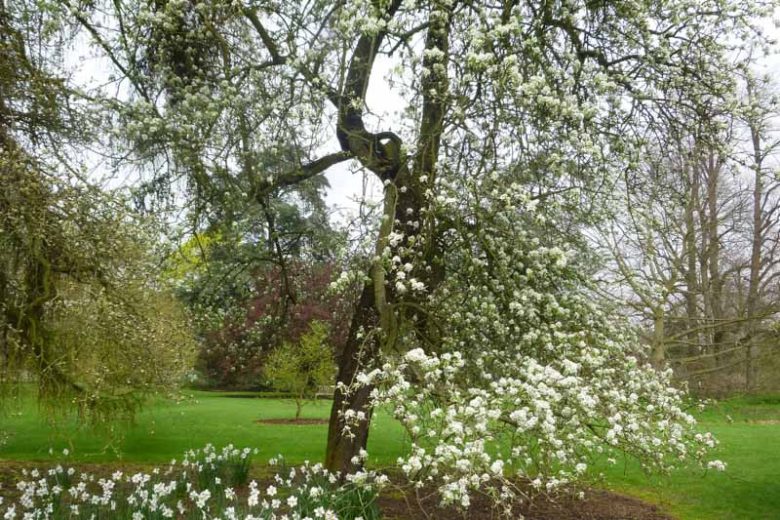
34 0 778 489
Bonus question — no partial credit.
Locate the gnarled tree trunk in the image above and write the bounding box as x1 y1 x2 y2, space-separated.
324 0 452 473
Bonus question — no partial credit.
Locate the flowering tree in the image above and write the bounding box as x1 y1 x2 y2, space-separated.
18 0 776 497
359 177 723 508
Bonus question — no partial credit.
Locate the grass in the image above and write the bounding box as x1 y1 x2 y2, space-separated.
0 389 407 466
598 395 780 520
1 389 779 519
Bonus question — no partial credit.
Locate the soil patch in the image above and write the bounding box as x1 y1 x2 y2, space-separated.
255 418 328 425
379 487 673 520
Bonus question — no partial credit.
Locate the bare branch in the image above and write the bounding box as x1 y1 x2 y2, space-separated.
243 7 341 107
253 151 353 199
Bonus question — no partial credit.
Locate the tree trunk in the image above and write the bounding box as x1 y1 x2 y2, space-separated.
324 0 451 474
651 308 666 368
745 90 764 392
683 161 700 358
325 284 379 473
703 152 725 363
325 177 398 473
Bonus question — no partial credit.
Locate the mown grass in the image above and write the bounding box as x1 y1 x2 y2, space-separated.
598 395 780 520
1 390 778 519
0 389 407 466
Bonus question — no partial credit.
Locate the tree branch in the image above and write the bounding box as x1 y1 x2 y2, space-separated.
253 151 353 199
66 3 155 107
243 8 341 107
336 0 406 180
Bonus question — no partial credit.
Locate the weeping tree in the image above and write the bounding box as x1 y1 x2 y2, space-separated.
33 0 777 481
0 152 197 418
0 3 196 419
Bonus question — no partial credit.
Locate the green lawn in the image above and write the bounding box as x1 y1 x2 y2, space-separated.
1 390 778 519
0 390 407 466
598 395 780 520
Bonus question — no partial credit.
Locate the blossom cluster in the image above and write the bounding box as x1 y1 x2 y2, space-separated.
350 177 727 511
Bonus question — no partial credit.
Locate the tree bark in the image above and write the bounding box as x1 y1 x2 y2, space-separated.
703 152 725 362
745 87 764 391
325 283 380 472
651 308 666 368
683 160 700 358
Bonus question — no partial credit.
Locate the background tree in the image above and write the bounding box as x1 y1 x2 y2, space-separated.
597 74 780 395
163 188 352 389
741 73 780 391
263 321 336 420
